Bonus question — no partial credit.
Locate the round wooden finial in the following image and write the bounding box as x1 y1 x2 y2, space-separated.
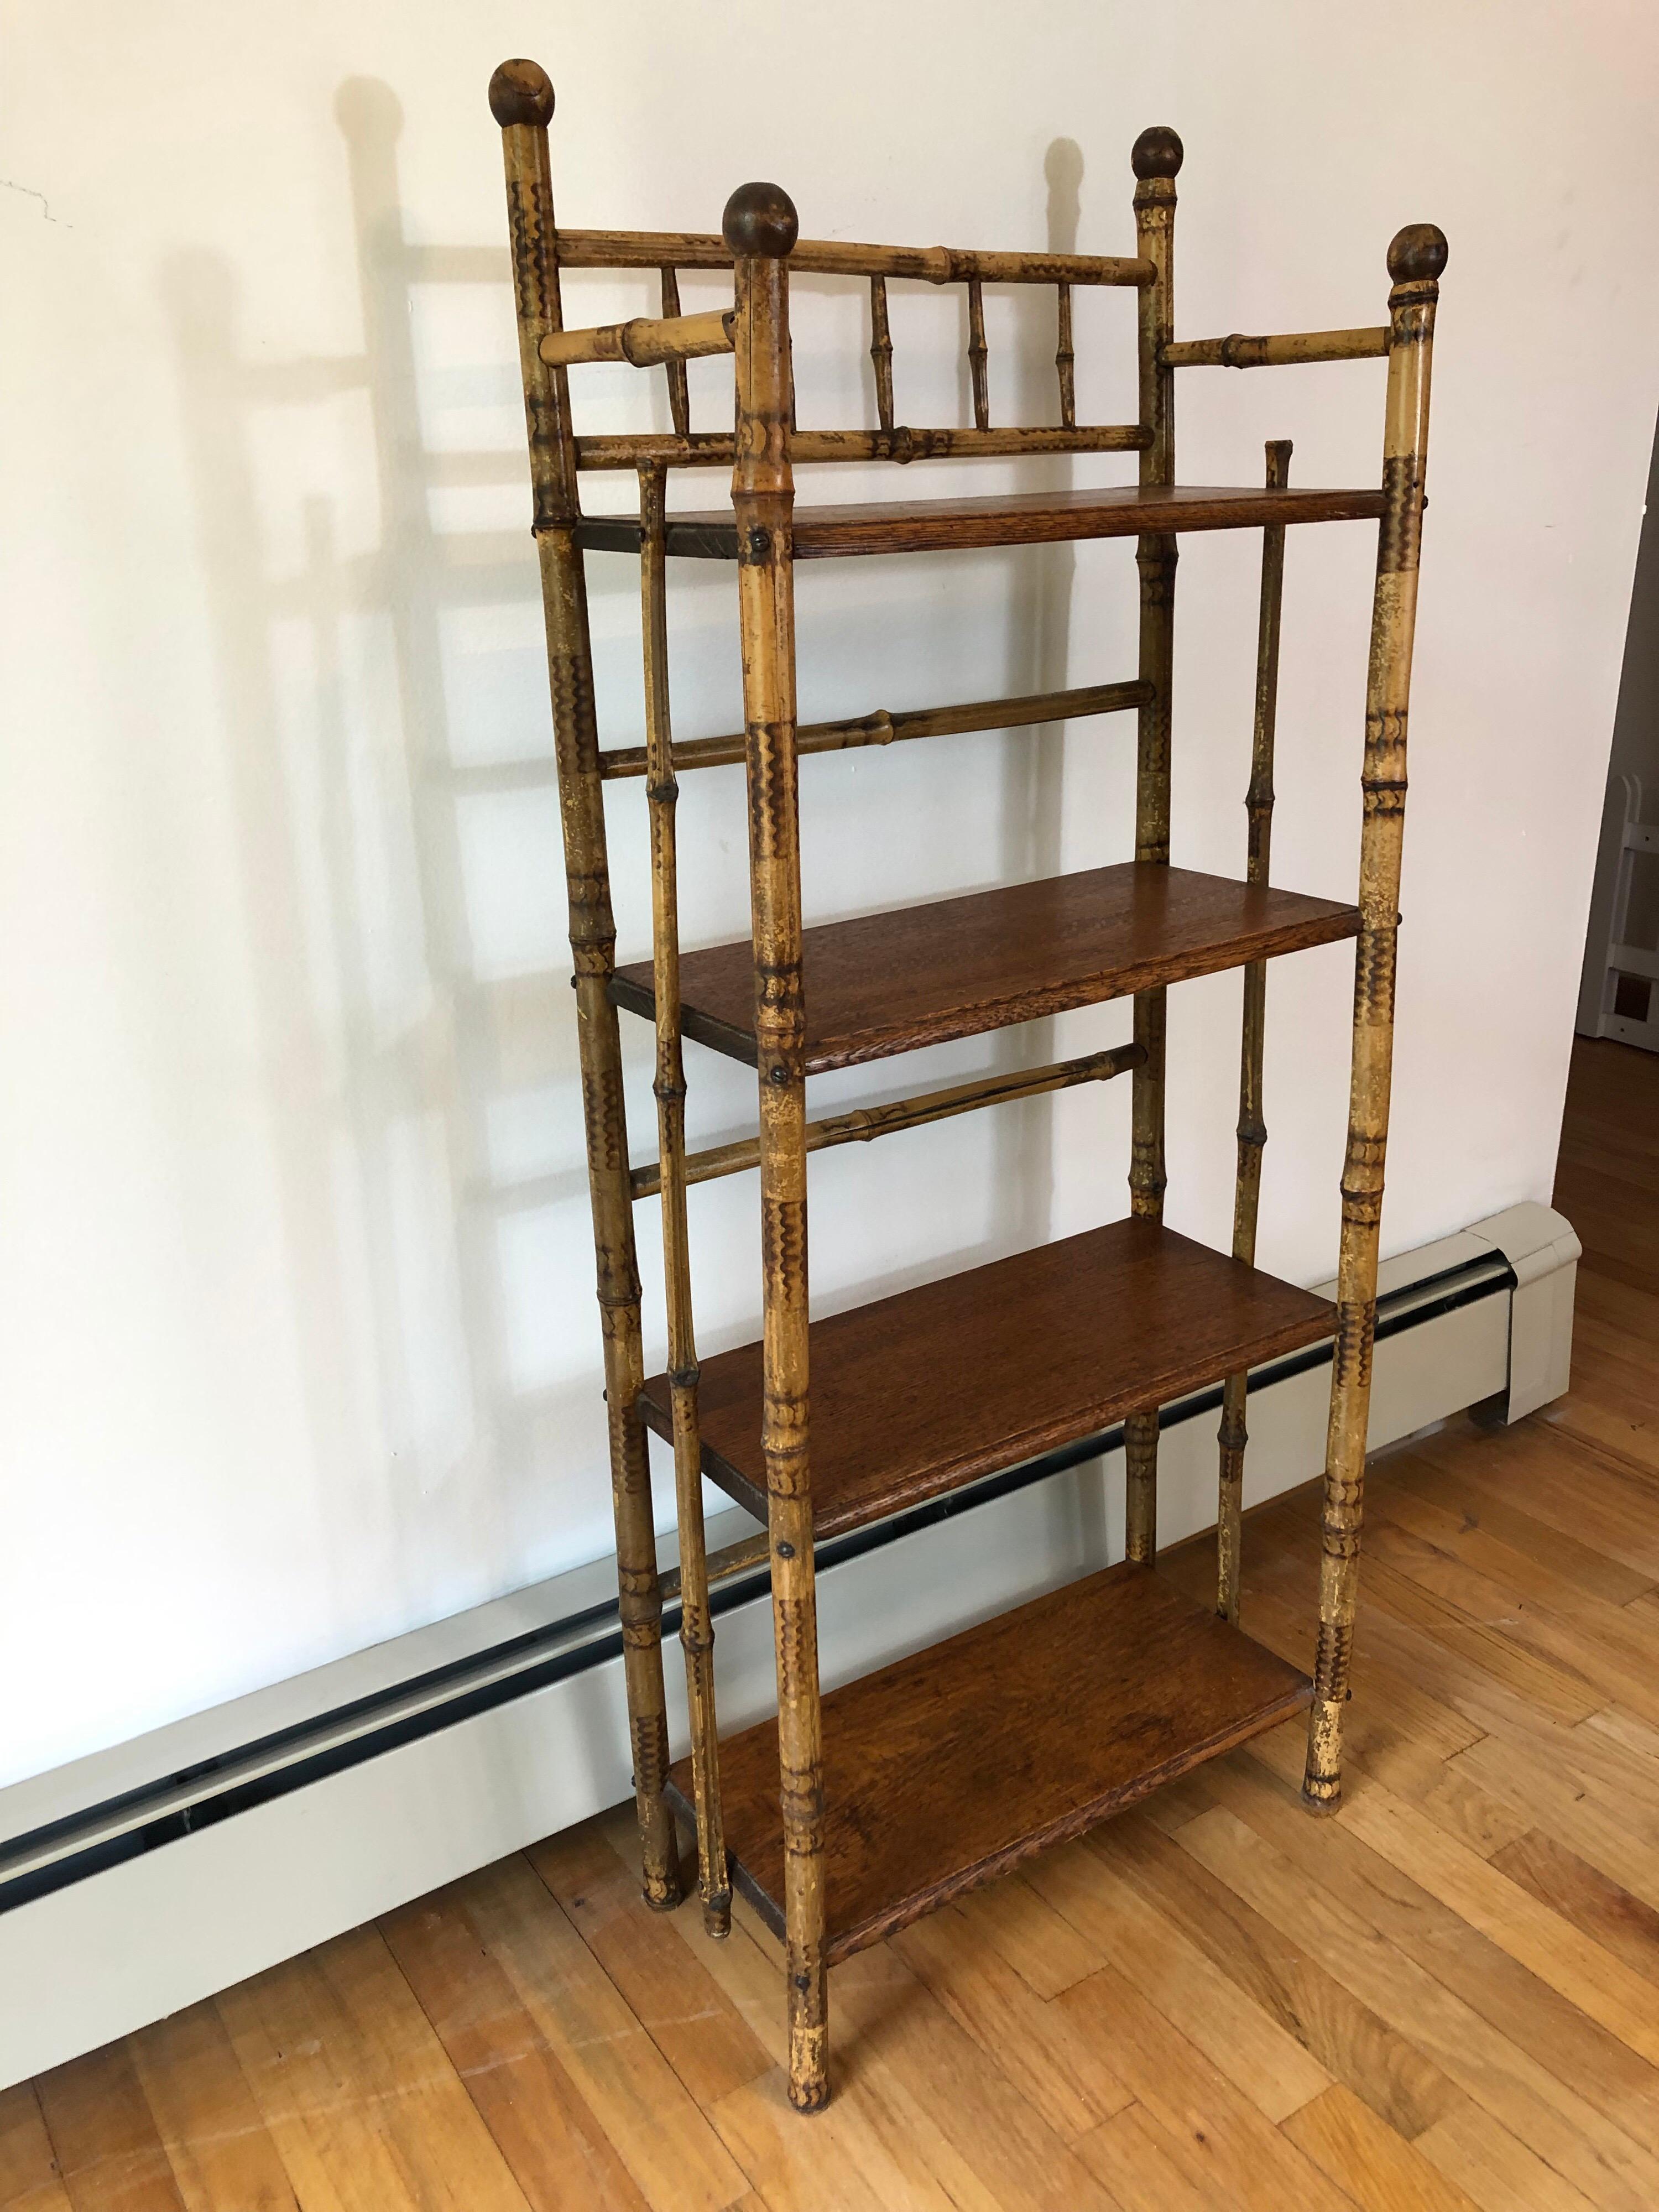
1131 127 1184 180
1387 222 1448 283
489 59 554 128
722 181 799 259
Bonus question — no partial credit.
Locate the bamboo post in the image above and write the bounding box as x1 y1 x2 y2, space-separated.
1303 222 1445 1814
488 59 680 1909
1216 437 1292 1625
639 462 730 1936
1124 124 1181 1567
724 181 828 2110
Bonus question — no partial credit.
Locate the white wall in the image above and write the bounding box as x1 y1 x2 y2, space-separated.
3 0 1654 1791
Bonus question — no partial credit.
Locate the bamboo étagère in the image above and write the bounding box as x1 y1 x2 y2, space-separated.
489 55 1444 2112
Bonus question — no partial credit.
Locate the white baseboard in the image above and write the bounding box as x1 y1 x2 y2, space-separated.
0 1200 1577 2089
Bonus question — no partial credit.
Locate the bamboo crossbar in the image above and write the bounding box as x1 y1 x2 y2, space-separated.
540 307 734 368
572 424 1150 469
659 1528 772 1603
629 1042 1144 1201
598 677 1150 780
556 227 1153 286
1162 327 1389 369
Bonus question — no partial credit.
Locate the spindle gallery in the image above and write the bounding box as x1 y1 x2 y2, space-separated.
488 54 1444 2112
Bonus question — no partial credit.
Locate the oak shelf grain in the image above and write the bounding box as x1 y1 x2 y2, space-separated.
575 481 1386 561
641 1218 1334 1537
666 1558 1312 1961
612 862 1359 1072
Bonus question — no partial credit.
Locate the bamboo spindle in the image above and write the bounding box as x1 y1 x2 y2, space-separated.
1303 223 1445 1815
869 274 895 431
660 267 691 435
724 181 828 2111
639 464 730 1936
967 277 990 429
1056 281 1076 428
1216 437 1292 1625
488 59 679 1908
1124 124 1181 1567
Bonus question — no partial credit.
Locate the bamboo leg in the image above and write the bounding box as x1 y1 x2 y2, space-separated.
1124 127 1181 1567
490 60 679 1907
1217 437 1292 1624
1304 224 1445 1814
640 464 730 1936
725 182 828 2111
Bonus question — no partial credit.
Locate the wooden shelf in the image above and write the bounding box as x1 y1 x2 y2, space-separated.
666 1559 1311 1961
575 481 1385 561
641 1217 1332 1537
613 863 1358 1073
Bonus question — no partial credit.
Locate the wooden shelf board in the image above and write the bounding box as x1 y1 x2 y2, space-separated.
575 481 1385 560
666 1560 1311 1961
641 1217 1332 1538
613 863 1359 1073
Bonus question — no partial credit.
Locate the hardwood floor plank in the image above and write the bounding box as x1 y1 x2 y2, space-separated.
891 1895 1134 2140
1053 1958 1359 2212
1413 2099 1600 2212
527 1821 772 2105
217 1924 534 2212
1390 1758 1535 1860
1360 1514 1659 1734
1410 1419 1659 1579
427 1853 750 2212
666 1890 1083 2212
1086 1799 1459 2140
1074 2102 1214 2211
1492 1828 1659 1988
380 1872 653 2212
1447 1734 1659 1917
0 2084 72 2212
708 2070 988 2212
1334 1781 1659 2066
33 2043 188 2212
951 1865 1109 1998
1380 1452 1655 1608
1022 1833 1332 2122
126 2004 299 2212
1219 1745 1659 2148
1177 1798 1659 2212
826 1940 1128 2211
1281 2083 1482 2212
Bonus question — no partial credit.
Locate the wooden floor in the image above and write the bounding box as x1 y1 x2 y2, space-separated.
6 1034 1657 2212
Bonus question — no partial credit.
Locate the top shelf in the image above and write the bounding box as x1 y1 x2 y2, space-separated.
573 482 1385 562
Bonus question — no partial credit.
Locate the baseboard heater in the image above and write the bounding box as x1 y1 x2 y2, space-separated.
0 1200 1578 2089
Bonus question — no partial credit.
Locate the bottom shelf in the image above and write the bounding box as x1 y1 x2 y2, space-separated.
666 1561 1310 1963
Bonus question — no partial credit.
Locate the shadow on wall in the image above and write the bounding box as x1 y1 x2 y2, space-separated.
156 80 1120 1620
